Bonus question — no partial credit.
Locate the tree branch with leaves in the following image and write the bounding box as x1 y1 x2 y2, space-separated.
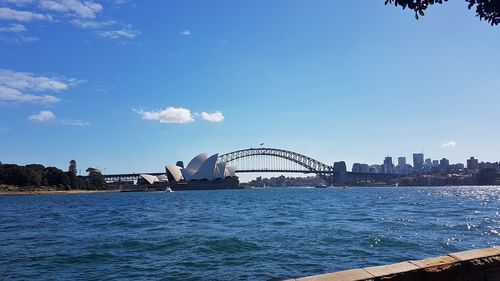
385 0 500 25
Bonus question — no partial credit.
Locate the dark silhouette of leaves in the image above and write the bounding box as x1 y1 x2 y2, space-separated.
385 0 500 25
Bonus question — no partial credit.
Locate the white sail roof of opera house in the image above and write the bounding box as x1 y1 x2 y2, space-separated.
165 165 183 182
192 153 218 181
167 153 237 182
139 174 160 185
186 153 207 171
181 168 197 181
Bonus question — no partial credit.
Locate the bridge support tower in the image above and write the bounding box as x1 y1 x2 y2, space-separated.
332 161 348 186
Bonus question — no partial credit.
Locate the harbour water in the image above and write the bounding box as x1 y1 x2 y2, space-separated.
1 186 499 280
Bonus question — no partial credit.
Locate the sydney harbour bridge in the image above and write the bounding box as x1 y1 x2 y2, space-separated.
103 147 398 186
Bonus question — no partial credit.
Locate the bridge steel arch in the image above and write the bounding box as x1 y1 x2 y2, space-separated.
217 148 334 184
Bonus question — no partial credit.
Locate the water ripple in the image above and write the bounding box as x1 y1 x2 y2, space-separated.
0 186 499 280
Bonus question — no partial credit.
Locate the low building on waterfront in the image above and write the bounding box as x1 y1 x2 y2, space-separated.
368 164 382 174
352 163 369 173
121 174 167 192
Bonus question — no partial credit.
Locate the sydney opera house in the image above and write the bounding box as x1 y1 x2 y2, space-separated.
165 153 240 190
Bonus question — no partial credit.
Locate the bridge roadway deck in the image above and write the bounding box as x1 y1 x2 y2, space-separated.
104 172 164 181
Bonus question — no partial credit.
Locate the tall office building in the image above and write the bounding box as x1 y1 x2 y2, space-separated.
424 158 432 172
467 157 479 170
383 156 394 174
397 157 407 174
439 158 450 174
398 157 406 167
384 156 393 166
413 153 424 173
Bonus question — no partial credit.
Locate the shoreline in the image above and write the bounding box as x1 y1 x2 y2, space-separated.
2 185 499 196
0 189 121 196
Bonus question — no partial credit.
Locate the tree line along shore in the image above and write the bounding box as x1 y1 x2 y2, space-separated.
0 160 111 194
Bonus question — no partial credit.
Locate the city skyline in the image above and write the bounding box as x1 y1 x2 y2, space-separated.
1 1 500 175
351 153 497 173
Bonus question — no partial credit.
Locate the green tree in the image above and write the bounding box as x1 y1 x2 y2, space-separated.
86 167 106 189
0 164 41 187
69 160 77 175
385 0 500 25
26 164 45 186
477 168 498 185
44 167 69 188
68 160 78 189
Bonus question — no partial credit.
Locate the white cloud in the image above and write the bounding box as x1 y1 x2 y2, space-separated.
29 110 55 121
0 23 27 32
441 140 457 148
72 19 140 41
0 69 80 104
0 86 60 103
0 7 52 21
39 0 103 18
60 119 90 126
96 28 139 39
135 107 195 124
0 69 71 91
70 18 115 29
16 35 38 42
2 0 34 5
0 1 139 42
201 111 224 122
0 34 39 43
0 23 37 42
27 111 90 126
180 30 191 36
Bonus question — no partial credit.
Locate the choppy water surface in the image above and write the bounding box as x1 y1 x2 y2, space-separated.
1 186 499 280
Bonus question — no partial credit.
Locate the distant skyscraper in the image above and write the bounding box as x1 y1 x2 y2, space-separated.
467 157 479 170
439 158 450 174
383 156 394 174
384 156 393 166
424 158 432 172
398 157 406 167
413 153 424 173
397 157 407 174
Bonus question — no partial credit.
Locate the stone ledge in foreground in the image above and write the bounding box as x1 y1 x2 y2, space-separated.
287 246 500 281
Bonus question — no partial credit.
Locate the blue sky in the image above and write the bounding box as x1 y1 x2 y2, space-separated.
1 0 499 177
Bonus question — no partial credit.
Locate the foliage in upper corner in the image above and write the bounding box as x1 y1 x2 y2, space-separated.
385 0 500 25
